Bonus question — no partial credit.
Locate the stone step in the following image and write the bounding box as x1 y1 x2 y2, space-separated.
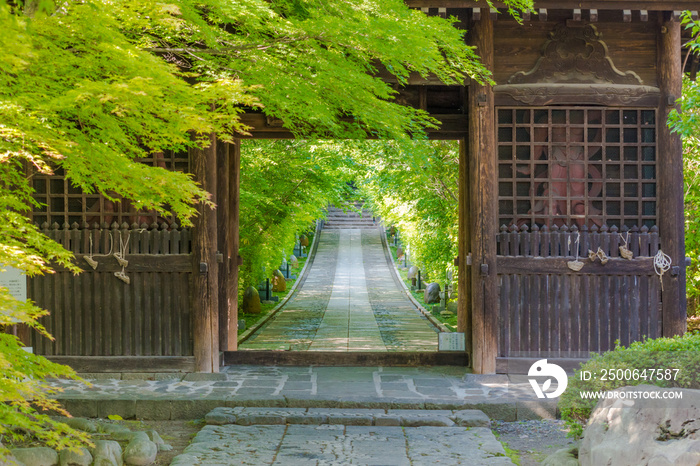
205 407 491 428
325 212 373 218
324 220 375 226
323 225 377 230
326 215 374 222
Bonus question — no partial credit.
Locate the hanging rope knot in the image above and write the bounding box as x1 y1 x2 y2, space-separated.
567 231 584 271
653 249 672 290
84 235 98 270
113 231 131 284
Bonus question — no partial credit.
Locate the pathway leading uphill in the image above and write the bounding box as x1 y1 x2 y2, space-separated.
240 204 439 352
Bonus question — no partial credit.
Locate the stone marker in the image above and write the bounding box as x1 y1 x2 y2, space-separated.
407 266 419 280
242 286 261 314
271 269 286 292
10 447 58 466
289 254 299 267
424 283 441 304
580 385 700 466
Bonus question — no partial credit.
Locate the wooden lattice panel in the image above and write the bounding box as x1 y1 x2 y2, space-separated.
497 107 657 230
30 151 190 227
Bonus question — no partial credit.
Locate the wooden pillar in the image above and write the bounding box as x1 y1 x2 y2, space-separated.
217 141 230 352
192 134 219 372
227 140 241 350
657 12 687 336
468 9 498 374
457 137 472 353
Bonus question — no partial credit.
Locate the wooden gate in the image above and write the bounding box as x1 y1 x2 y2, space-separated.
28 223 194 358
496 225 662 368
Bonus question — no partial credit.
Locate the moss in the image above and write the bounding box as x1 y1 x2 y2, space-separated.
560 333 700 437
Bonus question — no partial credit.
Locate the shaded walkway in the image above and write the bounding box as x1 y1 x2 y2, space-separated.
240 228 439 352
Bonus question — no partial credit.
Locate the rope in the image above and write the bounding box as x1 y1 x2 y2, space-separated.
653 249 672 291
567 232 584 271
84 235 98 270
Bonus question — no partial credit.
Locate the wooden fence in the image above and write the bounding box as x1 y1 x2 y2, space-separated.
496 224 662 360
28 224 194 357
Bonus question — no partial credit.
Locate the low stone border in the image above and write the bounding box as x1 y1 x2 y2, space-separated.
58 396 556 422
379 225 449 333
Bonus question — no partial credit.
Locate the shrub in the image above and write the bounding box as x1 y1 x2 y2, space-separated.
560 333 700 437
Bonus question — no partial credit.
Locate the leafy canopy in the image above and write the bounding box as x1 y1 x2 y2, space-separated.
670 12 700 313
0 0 533 455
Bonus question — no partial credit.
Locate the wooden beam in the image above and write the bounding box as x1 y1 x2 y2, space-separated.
237 113 469 140
216 141 230 352
589 9 598 22
468 13 497 374
673 10 682 21
640 10 649 21
191 135 220 372
224 351 468 367
472 7 480 21
497 256 656 275
657 12 686 337
50 254 191 273
573 8 581 21
538 8 547 21
46 356 195 373
458 138 472 350
623 9 632 22
522 10 531 21
405 1 700 11
490 8 498 20
228 140 241 351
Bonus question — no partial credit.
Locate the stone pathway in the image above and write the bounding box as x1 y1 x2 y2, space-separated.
240 228 438 352
171 407 515 465
51 367 553 422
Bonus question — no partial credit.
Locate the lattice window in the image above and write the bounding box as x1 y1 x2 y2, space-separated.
497 107 657 229
30 151 190 227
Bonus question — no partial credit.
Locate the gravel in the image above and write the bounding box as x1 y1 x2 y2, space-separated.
492 419 577 465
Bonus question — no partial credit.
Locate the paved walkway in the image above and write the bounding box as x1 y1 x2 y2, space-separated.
240 229 438 352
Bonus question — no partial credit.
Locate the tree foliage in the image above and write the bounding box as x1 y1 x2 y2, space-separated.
0 0 533 454
352 140 459 286
670 12 700 313
239 140 353 291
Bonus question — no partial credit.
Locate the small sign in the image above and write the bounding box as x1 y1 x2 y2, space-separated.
0 266 27 301
439 332 466 352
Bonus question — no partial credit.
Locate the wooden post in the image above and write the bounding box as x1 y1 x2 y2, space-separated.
458 138 472 354
191 134 219 372
657 12 687 336
468 9 498 374
217 141 230 353
227 140 241 350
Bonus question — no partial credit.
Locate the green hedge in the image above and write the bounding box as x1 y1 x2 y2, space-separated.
560 333 700 437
